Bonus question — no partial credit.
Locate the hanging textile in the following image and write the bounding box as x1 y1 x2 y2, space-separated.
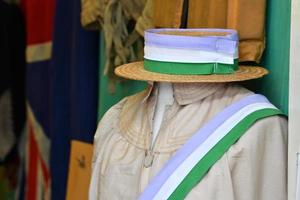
0 1 26 199
80 0 153 119
81 0 154 91
187 0 266 63
21 0 55 199
22 0 99 199
81 0 154 36
49 0 99 199
153 0 184 28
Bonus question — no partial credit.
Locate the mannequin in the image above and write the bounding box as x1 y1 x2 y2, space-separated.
152 82 174 146
90 29 288 200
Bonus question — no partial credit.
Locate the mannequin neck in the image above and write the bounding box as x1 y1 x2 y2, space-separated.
157 82 174 105
152 82 174 146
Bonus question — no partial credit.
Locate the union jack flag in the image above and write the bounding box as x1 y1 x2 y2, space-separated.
21 0 55 199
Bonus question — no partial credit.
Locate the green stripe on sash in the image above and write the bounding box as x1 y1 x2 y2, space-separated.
144 59 238 75
168 108 283 200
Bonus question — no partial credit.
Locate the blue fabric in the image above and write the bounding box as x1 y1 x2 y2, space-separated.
49 1 99 200
26 60 52 136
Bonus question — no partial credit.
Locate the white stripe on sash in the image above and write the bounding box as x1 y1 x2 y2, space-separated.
144 45 238 64
153 102 276 200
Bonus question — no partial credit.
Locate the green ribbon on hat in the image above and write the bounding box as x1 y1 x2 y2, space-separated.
144 59 238 75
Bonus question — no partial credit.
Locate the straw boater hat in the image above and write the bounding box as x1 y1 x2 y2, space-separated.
115 28 268 83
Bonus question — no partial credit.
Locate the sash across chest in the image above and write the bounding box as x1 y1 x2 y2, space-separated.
139 94 283 200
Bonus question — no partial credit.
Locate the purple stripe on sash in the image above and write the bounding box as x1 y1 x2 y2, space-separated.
144 29 238 54
138 94 269 200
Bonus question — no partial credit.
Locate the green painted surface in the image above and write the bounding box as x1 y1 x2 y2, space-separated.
97 33 147 120
245 0 291 115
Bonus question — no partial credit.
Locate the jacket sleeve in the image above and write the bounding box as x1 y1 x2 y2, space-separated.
89 97 127 200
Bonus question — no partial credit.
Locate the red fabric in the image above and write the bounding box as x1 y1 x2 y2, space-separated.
21 0 55 45
40 152 51 190
26 122 51 200
26 124 38 200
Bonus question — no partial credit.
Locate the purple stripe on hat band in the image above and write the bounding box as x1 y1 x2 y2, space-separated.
144 29 238 54
145 28 239 40
138 94 269 200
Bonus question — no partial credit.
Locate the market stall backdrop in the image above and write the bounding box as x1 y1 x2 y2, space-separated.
0 0 292 200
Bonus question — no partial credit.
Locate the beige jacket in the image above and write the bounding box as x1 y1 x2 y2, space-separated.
90 83 287 200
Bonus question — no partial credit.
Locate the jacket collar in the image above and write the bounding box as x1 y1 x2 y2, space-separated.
142 82 226 106
119 82 228 151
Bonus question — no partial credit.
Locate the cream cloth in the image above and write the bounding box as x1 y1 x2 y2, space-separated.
89 83 287 200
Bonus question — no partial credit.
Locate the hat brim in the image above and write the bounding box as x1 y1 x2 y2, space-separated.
115 61 268 83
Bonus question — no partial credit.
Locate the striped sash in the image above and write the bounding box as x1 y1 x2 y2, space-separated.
139 94 283 200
